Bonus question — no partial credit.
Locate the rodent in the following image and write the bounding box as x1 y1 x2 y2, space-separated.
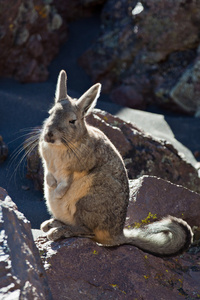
39 70 193 256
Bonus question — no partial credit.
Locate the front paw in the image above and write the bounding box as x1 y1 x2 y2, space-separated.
54 182 69 199
40 218 63 232
46 173 57 188
41 219 51 232
54 189 66 199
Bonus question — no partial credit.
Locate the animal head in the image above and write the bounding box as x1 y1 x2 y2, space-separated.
41 70 101 146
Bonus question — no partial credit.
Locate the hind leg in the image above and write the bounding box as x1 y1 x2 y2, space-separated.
41 218 94 241
47 224 95 241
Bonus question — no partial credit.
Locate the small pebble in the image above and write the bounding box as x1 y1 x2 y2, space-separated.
194 150 200 158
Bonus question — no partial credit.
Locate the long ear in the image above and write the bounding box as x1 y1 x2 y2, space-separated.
55 70 67 102
76 83 101 116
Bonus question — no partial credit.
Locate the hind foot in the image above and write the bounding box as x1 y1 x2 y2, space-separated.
46 226 71 241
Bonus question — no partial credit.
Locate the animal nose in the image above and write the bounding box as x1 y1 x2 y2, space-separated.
48 131 53 138
44 131 54 143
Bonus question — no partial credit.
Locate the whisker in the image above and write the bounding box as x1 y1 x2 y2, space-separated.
10 139 39 183
7 128 41 156
66 137 88 156
7 131 40 145
19 127 41 133
23 139 39 172
9 138 40 185
9 134 40 165
61 137 85 168
8 131 40 183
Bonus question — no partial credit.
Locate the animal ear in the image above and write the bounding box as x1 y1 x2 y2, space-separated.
76 83 101 116
55 70 67 102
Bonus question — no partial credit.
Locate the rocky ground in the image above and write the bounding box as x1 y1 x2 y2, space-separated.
1 179 200 299
0 1 200 299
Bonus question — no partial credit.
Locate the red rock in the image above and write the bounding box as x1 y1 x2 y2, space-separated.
128 176 200 228
86 112 133 157
0 187 52 299
26 109 200 194
79 0 200 114
0 187 8 200
35 176 200 299
88 110 200 193
0 0 67 82
110 84 146 109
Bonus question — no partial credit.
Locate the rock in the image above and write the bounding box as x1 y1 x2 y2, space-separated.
128 176 200 229
0 136 8 163
0 0 67 82
26 109 200 193
87 110 200 193
114 107 199 169
25 132 44 191
0 187 52 299
79 0 200 115
110 83 146 110
135 1 200 62
169 57 200 115
53 0 106 21
35 176 200 299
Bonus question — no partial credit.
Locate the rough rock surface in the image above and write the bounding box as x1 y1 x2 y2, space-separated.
0 136 8 163
26 109 200 193
35 176 200 300
128 176 200 230
0 0 67 82
0 0 108 83
79 0 200 115
169 58 200 116
0 187 52 299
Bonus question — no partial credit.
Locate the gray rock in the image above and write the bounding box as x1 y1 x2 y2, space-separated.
170 58 200 116
79 0 200 115
0 188 52 299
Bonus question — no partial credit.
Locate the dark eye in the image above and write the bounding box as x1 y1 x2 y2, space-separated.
69 119 76 124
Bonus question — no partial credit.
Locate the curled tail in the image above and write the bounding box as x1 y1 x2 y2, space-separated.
122 216 193 256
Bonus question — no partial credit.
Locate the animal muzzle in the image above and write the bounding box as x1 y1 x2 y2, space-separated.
44 130 55 143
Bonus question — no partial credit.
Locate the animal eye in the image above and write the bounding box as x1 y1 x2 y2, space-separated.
69 119 76 124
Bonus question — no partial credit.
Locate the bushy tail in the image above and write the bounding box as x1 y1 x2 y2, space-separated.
122 216 193 256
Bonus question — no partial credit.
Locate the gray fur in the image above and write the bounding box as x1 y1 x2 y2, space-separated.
55 70 67 101
39 70 193 256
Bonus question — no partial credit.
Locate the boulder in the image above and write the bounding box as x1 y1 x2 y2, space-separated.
0 187 52 299
35 176 200 299
169 57 200 116
79 0 200 115
26 109 200 193
128 176 200 230
0 0 67 82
